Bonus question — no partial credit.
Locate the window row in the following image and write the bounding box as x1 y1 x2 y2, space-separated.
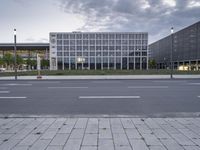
57 52 147 56
57 57 147 63
55 34 148 40
57 46 148 51
56 40 148 45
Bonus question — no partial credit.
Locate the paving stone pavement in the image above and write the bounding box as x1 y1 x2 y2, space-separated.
0 118 200 150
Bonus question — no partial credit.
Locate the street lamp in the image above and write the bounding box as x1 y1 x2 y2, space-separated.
14 29 17 80
170 27 174 79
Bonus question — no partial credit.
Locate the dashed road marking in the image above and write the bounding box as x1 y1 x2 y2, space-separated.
0 91 10 93
79 96 140 99
91 81 121 83
48 87 88 89
3 83 32 86
0 97 27 99
128 86 168 89
188 83 200 85
28 81 60 84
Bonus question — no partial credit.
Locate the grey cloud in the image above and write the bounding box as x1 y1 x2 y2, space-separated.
59 0 200 43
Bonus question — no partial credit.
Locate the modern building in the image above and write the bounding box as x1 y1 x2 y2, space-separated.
0 43 49 70
149 21 200 71
50 32 148 70
0 43 49 60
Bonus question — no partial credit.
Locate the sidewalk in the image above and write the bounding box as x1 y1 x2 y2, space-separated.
0 75 200 80
0 117 200 150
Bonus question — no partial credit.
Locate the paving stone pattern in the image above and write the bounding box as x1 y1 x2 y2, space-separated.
0 118 200 150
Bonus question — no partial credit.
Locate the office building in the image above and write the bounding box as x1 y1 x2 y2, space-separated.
50 32 148 70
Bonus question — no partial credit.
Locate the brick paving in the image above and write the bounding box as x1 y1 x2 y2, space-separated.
0 118 200 150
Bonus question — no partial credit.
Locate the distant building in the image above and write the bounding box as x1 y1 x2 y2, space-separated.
50 32 148 70
149 21 200 71
0 43 49 60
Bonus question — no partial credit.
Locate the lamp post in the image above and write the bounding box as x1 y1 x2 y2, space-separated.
170 27 174 79
14 29 17 80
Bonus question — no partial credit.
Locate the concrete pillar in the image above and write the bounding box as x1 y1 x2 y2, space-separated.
69 57 71 70
195 60 198 71
127 57 129 70
189 61 191 71
62 42 64 70
114 47 116 70
108 56 110 70
134 56 136 70
75 61 77 70
101 46 103 70
120 56 122 70
177 61 180 70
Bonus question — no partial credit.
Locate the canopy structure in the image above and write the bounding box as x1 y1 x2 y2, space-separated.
0 43 49 51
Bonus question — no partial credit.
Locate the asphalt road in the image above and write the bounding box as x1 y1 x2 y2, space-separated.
0 79 200 117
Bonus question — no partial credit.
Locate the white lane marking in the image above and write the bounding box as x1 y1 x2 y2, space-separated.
3 84 32 86
28 81 60 84
0 97 27 99
0 91 10 93
153 81 186 83
79 96 140 99
128 86 168 89
48 87 88 89
91 81 121 83
198 96 200 98
188 83 200 85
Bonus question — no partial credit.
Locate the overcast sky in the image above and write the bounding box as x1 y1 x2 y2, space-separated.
0 0 200 44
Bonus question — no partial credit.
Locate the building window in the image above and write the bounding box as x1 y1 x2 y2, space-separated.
76 34 82 39
83 34 89 39
57 34 62 39
89 34 95 39
64 40 69 45
63 34 69 39
109 34 115 39
57 52 62 56
116 34 121 39
70 34 75 39
57 40 62 45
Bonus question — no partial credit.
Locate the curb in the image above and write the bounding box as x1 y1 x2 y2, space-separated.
1 112 200 118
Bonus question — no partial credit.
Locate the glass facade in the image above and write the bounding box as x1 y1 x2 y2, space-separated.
50 32 148 70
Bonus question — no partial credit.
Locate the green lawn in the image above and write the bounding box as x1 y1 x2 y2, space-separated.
0 69 200 76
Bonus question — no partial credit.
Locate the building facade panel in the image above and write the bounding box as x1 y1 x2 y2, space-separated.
149 21 200 70
50 32 148 70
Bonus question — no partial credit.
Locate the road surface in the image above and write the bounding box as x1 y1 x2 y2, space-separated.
0 79 200 117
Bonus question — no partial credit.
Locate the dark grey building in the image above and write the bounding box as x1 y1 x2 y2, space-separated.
50 32 148 70
149 21 200 71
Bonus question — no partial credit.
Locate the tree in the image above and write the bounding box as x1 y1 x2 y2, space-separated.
26 58 37 70
0 57 5 67
3 53 14 69
26 58 32 70
16 55 24 69
149 59 157 69
41 59 49 69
